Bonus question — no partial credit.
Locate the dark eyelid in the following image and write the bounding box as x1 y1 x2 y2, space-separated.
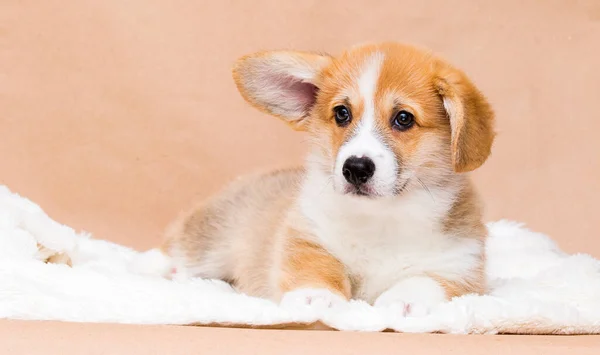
391 103 419 126
332 97 351 110
392 103 413 115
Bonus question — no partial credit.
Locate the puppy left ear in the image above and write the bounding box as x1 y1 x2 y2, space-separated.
435 64 496 173
232 50 332 131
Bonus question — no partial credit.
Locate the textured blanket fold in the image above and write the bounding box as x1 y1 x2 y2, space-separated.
1 185 599 334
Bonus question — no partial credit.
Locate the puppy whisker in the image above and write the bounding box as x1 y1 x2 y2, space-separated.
416 177 435 203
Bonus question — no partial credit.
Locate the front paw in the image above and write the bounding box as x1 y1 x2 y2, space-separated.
280 288 347 309
374 276 446 317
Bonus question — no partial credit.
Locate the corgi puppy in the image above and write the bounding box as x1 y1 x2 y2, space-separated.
161 42 495 316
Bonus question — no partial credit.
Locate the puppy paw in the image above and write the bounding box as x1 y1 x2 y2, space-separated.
374 276 446 317
373 298 431 317
280 288 347 309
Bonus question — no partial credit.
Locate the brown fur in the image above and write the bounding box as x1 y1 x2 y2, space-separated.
279 235 351 299
307 43 494 192
162 168 304 298
432 277 484 300
434 64 496 173
434 182 488 297
36 243 72 266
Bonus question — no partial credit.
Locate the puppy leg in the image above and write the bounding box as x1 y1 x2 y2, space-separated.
160 204 231 282
374 272 484 317
430 272 486 299
278 234 351 309
374 276 447 317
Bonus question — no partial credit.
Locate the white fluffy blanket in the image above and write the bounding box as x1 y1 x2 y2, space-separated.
1 185 599 334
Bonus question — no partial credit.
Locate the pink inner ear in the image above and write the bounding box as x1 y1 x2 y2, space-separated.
271 73 319 116
287 79 319 112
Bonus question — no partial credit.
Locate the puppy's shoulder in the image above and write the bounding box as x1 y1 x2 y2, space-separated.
442 179 486 239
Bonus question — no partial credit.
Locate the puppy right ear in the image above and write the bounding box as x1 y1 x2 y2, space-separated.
232 51 332 131
434 62 496 173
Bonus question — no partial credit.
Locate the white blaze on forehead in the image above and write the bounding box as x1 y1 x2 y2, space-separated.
335 52 399 195
358 52 385 132
344 52 385 158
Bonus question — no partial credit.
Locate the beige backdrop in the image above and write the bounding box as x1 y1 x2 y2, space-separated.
1 0 599 258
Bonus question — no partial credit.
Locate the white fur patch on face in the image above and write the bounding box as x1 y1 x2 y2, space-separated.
334 52 398 196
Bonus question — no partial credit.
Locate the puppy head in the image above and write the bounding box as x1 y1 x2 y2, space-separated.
233 43 495 198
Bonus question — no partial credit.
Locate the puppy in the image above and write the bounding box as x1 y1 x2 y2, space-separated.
161 42 495 316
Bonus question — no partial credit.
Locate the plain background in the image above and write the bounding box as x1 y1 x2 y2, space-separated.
1 0 599 257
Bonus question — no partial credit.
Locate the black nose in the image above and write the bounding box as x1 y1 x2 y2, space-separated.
342 156 376 186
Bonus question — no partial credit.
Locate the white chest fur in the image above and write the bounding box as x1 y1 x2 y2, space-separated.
299 172 481 303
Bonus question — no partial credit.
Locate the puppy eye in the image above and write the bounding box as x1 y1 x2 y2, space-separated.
334 105 352 126
391 110 415 131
